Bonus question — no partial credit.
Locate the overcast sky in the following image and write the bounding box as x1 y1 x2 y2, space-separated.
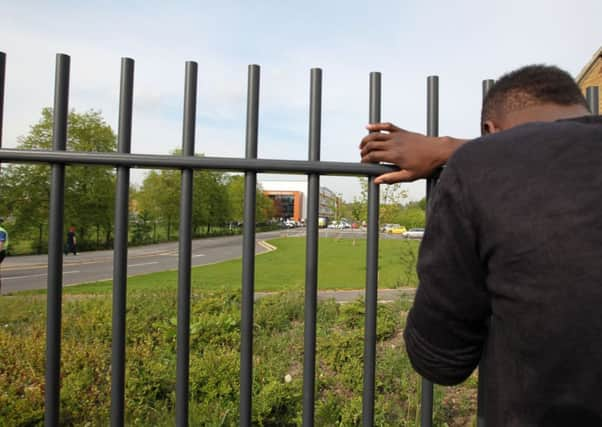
2 1 601 201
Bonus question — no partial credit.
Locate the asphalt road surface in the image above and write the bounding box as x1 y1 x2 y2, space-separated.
0 229 408 295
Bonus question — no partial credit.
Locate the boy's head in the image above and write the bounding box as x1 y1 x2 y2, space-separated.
481 65 589 135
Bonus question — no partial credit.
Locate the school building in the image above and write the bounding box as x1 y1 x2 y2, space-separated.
259 179 339 222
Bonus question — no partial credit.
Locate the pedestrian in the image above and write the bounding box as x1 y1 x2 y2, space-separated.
65 226 77 256
361 65 602 425
0 217 8 264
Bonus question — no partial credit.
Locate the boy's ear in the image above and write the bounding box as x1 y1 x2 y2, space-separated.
482 120 501 135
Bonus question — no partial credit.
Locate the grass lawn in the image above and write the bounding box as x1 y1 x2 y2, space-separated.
59 236 421 294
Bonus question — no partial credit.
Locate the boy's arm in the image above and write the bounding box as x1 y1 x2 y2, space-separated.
404 160 489 385
359 122 468 183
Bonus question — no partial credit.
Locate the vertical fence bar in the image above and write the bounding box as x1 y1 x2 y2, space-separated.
0 51 5 155
176 61 198 427
111 57 134 427
586 86 599 115
44 53 70 427
302 67 322 427
420 75 439 427
482 79 495 102
425 76 439 201
0 52 4 293
362 71 381 427
240 64 260 427
477 78 495 427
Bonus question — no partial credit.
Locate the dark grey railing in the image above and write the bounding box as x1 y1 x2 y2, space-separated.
0 51 599 427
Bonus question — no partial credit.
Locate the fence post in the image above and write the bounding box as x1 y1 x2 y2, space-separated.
0 51 5 168
240 64 260 427
0 51 5 294
420 75 439 427
176 61 198 427
362 71 381 427
44 52 70 427
111 57 134 427
302 67 322 427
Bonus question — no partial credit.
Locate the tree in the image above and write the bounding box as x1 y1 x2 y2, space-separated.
349 177 408 224
137 169 180 240
1 108 117 252
137 156 234 238
193 170 229 234
380 184 408 224
225 175 275 225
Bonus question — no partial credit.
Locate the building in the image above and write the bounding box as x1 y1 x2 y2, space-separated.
577 46 602 113
259 179 339 222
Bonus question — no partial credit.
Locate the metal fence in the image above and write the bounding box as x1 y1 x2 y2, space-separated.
0 51 599 427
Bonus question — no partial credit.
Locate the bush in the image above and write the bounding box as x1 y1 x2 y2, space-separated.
0 291 476 425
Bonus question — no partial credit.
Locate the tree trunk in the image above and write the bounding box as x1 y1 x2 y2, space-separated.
37 223 44 254
167 218 171 240
105 224 112 248
96 224 100 249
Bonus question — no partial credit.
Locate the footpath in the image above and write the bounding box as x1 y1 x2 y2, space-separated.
257 288 416 304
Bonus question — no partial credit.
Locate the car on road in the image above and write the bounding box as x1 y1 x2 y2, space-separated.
403 228 425 239
283 219 297 228
382 224 407 234
389 225 407 235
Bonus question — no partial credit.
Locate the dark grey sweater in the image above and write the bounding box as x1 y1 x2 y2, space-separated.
404 116 602 426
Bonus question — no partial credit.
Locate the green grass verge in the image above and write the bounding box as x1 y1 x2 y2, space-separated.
53 237 420 294
0 290 477 426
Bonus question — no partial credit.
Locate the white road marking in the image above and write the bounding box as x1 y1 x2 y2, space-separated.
4 270 80 281
4 273 47 281
192 254 205 258
128 261 160 268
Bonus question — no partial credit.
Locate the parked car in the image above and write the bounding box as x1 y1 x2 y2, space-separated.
381 223 396 233
283 219 297 228
403 228 425 239
389 225 407 234
382 224 406 234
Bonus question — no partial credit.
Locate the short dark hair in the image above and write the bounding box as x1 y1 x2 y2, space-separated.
481 65 588 132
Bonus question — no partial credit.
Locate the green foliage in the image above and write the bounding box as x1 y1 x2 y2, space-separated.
135 170 274 242
0 291 477 426
0 108 117 253
137 169 181 240
131 210 154 244
342 178 424 227
225 175 275 225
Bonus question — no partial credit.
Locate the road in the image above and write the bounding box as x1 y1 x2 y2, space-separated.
0 231 286 294
0 229 409 295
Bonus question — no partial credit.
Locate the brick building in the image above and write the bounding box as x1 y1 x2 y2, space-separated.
577 46 602 113
259 179 339 222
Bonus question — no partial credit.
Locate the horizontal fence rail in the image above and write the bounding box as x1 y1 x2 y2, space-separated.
0 149 398 175
0 50 599 427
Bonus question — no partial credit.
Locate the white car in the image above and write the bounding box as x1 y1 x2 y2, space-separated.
403 228 425 239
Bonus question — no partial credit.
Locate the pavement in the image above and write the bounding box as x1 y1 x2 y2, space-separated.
256 288 416 304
